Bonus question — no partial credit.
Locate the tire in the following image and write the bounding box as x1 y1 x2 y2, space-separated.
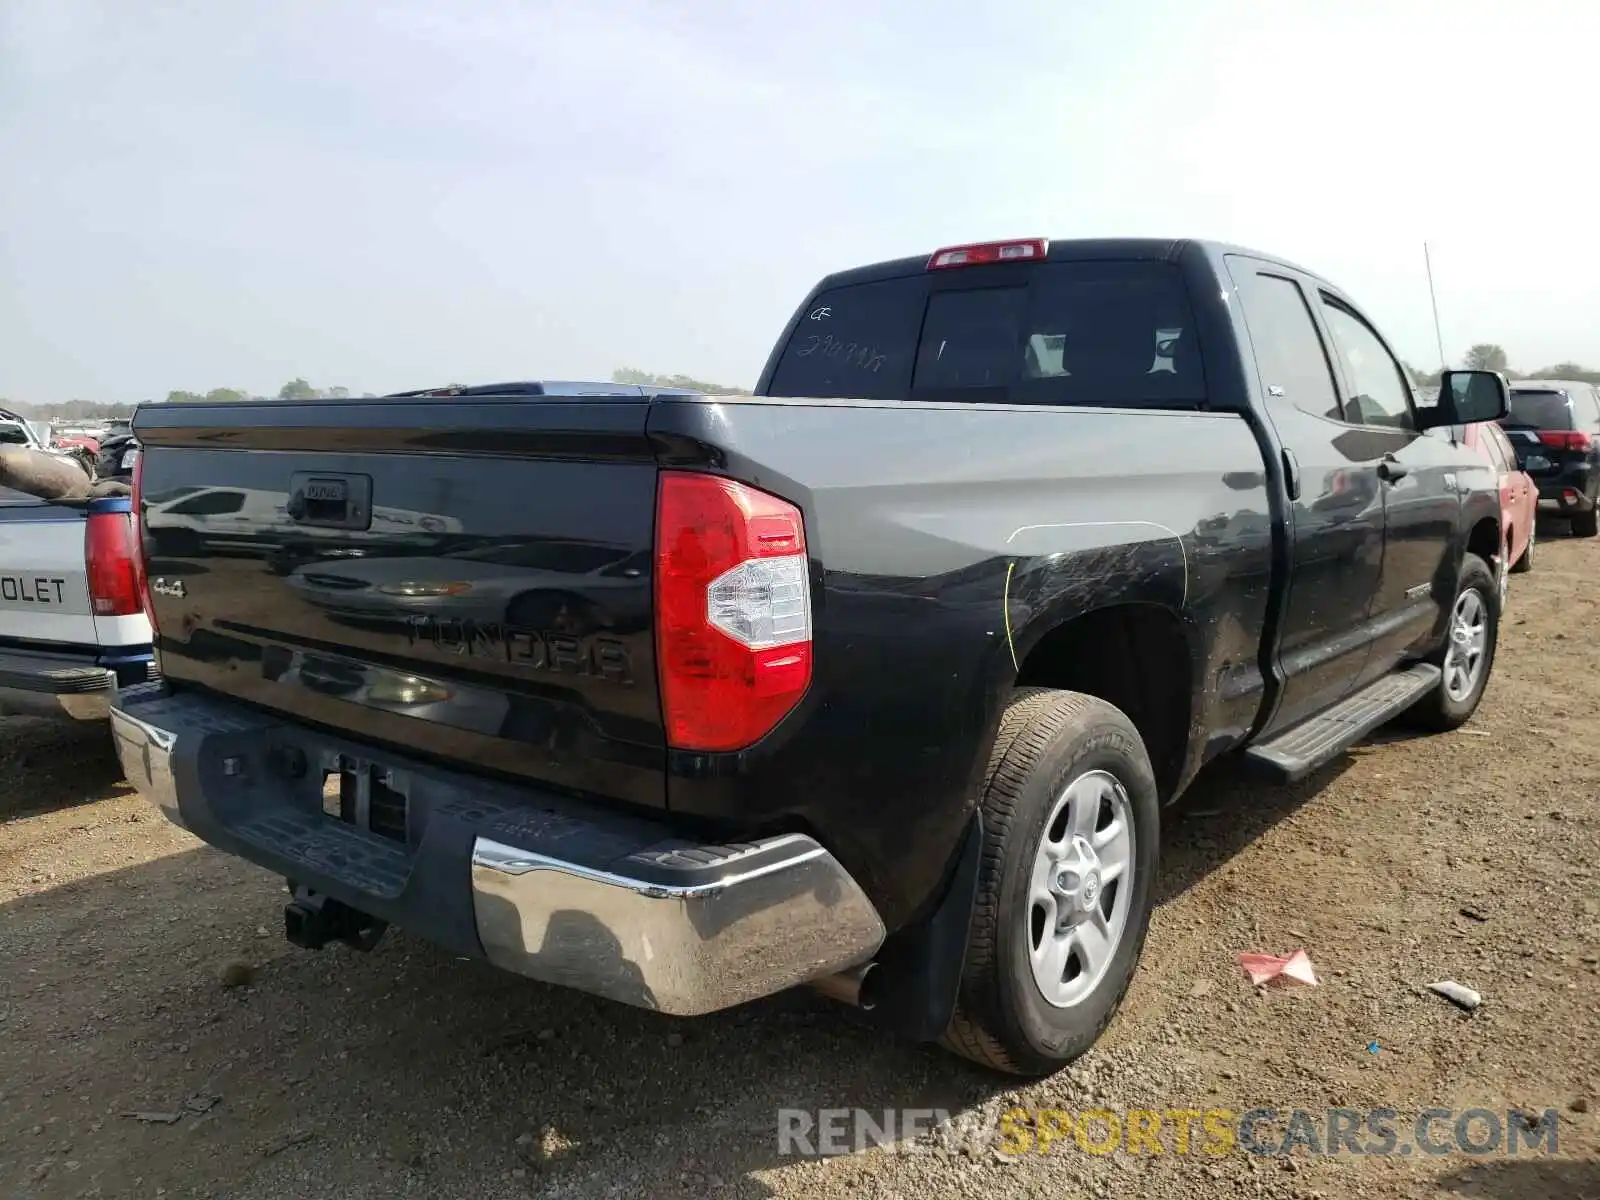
941 688 1160 1077
1572 506 1598 538
1407 552 1498 732
1511 521 1534 573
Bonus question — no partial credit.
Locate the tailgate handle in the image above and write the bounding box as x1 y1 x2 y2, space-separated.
287 472 373 530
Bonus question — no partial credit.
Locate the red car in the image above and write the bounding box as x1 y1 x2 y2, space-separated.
55 434 101 456
1462 420 1536 601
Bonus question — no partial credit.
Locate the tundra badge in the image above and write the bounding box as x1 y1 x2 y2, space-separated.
151 578 187 599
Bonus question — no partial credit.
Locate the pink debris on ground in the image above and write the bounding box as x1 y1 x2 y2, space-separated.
1237 949 1319 987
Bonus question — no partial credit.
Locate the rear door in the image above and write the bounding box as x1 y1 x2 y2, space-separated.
1225 259 1386 732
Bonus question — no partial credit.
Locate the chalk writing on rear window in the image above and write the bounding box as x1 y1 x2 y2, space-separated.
793 334 887 373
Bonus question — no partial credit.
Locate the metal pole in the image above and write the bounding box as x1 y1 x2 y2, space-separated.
1423 241 1447 371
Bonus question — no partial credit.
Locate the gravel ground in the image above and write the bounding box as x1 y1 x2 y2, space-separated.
2 533 1598 1200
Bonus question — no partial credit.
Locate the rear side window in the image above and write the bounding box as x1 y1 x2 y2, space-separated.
768 277 927 400
768 261 1205 407
1505 390 1574 430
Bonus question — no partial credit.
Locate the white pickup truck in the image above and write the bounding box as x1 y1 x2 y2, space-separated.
0 460 156 721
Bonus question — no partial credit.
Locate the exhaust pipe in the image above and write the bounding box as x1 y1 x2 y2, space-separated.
811 962 880 1011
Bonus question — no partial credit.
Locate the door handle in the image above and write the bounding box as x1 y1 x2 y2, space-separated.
1281 448 1302 501
1377 456 1409 483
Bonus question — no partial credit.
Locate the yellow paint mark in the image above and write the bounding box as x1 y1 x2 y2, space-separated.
1003 560 1019 673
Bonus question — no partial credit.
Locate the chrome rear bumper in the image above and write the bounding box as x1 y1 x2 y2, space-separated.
109 702 182 826
470 836 885 1014
110 685 885 1016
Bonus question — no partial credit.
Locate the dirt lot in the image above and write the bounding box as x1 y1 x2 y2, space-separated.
3 535 1598 1200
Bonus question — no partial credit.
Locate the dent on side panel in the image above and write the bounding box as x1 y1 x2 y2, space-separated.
651 399 1274 927
1000 521 1188 672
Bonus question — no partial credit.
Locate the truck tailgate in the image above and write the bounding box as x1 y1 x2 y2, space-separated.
133 397 666 809
0 492 98 646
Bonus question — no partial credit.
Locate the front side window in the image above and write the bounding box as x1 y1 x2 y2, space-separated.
1319 300 1414 429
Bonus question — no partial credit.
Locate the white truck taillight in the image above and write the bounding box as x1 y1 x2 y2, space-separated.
655 471 812 751
84 510 143 616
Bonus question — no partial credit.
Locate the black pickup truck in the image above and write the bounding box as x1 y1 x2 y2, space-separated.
112 239 1509 1077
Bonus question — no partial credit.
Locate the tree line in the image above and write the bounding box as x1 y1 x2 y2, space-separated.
4 372 751 420
10 351 1594 422
1404 346 1600 389
162 378 376 405
3 379 374 420
610 369 751 394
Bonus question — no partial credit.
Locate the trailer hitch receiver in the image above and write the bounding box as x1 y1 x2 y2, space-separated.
284 886 387 952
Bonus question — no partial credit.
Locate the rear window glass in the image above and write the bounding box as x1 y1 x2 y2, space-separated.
769 261 1205 407
1505 390 1573 429
768 277 928 401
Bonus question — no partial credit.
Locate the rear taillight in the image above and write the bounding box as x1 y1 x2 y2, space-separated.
85 510 143 616
1538 430 1593 452
655 472 812 752
130 452 157 632
927 238 1048 270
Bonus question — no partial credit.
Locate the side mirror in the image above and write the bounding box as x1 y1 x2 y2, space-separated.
1419 369 1508 429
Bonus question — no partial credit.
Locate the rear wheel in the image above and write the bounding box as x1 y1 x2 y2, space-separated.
1573 506 1598 538
1408 552 1498 732
1511 521 1535 573
941 689 1159 1077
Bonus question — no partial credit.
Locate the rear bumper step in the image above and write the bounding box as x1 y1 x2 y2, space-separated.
1243 663 1441 783
0 647 117 721
110 684 885 1015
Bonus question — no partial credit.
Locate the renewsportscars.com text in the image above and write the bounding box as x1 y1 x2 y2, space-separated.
777 1106 1561 1158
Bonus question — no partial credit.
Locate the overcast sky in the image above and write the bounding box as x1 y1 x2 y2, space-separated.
2 0 1595 404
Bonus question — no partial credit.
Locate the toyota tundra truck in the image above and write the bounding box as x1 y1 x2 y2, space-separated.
111 239 1509 1076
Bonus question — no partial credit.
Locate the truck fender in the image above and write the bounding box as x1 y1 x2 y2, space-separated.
999 522 1189 673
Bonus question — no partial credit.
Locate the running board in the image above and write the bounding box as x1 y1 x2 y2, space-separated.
1243 663 1441 783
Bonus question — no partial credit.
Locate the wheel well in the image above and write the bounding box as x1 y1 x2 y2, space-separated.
1466 516 1501 569
1014 605 1192 800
